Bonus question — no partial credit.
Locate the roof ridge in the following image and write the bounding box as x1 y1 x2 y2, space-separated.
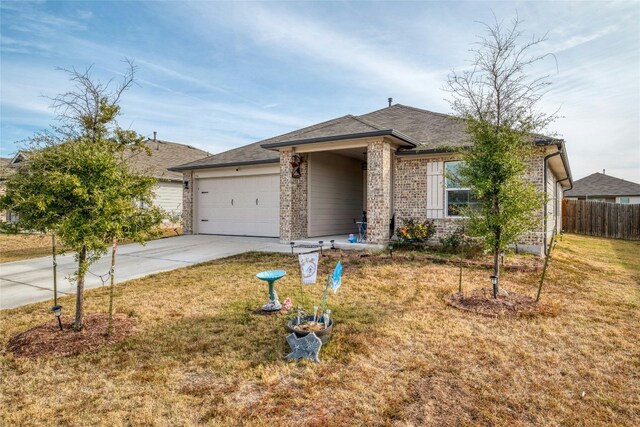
350 114 385 130
256 114 354 146
585 172 640 186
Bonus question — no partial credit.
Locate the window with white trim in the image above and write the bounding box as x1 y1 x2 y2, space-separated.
445 161 480 217
619 197 630 204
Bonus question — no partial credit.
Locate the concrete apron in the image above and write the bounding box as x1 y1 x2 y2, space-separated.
0 235 316 310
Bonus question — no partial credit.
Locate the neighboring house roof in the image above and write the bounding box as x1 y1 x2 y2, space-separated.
564 173 640 198
1 141 209 184
170 104 565 171
128 139 210 182
0 157 13 181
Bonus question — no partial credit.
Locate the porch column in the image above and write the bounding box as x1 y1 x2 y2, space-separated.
182 171 194 235
366 139 392 243
279 149 308 242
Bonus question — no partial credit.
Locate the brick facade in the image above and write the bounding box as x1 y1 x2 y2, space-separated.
181 171 194 234
366 140 392 243
393 148 555 255
182 143 558 255
279 150 308 242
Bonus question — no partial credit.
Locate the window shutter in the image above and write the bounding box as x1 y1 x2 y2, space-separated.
426 161 444 219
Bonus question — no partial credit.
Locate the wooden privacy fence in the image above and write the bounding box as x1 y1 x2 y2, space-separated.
562 199 640 240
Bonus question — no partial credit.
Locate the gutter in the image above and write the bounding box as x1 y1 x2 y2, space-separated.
168 158 279 172
395 146 463 156
542 143 573 255
260 129 418 150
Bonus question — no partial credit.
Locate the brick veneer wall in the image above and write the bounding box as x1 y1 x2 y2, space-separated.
182 171 194 234
279 150 308 241
393 148 551 254
366 140 392 243
520 150 546 249
394 154 463 240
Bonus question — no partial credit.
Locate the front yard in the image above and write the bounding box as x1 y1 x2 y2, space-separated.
0 227 182 263
1 234 638 425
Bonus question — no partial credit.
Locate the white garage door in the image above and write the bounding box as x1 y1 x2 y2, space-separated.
196 174 280 237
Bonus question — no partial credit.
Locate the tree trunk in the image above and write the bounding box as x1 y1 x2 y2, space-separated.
107 238 117 336
74 245 87 330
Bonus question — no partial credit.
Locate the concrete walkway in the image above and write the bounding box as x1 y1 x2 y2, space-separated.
0 235 299 310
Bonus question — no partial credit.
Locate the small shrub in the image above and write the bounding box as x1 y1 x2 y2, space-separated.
396 219 436 244
439 227 484 256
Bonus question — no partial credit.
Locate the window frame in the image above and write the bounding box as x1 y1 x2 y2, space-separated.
445 161 472 218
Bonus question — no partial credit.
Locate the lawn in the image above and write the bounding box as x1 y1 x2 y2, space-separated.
1 234 638 426
0 227 182 263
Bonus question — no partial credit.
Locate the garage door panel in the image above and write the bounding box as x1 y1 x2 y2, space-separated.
197 174 279 237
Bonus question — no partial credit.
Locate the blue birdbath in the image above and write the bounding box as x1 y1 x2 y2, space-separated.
256 270 286 311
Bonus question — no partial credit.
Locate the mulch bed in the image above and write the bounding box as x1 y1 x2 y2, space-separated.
7 313 136 358
447 289 541 318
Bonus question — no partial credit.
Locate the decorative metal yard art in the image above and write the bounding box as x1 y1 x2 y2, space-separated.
286 259 343 362
256 270 286 311
284 332 322 363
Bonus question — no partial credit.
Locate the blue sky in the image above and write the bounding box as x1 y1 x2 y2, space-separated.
1 1 639 182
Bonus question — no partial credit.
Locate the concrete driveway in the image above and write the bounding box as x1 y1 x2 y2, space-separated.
0 235 294 310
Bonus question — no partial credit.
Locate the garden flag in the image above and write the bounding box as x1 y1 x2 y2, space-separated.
331 261 343 293
298 253 319 284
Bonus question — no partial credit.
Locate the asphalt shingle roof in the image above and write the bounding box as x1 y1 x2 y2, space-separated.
564 173 640 198
0 157 13 181
127 139 210 181
171 104 561 171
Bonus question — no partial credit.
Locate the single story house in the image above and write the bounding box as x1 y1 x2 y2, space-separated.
1 153 26 222
1 138 209 222
127 137 210 218
564 172 640 204
170 104 572 255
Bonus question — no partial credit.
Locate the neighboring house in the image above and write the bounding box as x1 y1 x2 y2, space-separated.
564 172 640 204
0 139 209 222
0 153 28 222
170 104 572 255
127 138 210 219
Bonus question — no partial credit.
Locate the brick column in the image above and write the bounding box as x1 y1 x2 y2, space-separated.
367 140 392 243
182 171 194 234
280 150 308 242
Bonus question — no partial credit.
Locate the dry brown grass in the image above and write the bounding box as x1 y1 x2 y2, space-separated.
1 233 638 426
0 227 182 263
0 232 56 263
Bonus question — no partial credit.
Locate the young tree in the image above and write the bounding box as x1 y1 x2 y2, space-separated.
0 62 164 329
445 15 555 297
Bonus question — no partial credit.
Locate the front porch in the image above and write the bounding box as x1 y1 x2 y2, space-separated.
277 137 398 244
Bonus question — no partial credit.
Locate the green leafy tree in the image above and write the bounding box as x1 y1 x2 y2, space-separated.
0 62 164 329
445 15 554 297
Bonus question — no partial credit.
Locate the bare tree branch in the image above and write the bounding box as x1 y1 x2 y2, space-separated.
444 14 559 133
46 59 137 142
